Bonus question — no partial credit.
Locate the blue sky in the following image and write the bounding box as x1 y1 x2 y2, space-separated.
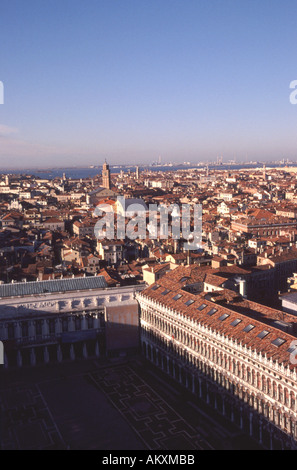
1 0 297 168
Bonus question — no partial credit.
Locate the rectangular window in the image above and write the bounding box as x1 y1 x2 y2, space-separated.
161 289 170 295
173 294 182 301
257 330 270 339
243 324 255 333
185 299 194 306
207 308 217 316
197 304 207 311
231 319 242 327
151 284 160 291
219 314 229 321
272 338 286 347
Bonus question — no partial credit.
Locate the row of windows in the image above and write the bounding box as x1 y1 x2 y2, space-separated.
144 336 297 436
143 309 288 355
142 313 297 411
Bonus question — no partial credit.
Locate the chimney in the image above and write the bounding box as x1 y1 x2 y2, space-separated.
187 250 191 266
174 239 178 254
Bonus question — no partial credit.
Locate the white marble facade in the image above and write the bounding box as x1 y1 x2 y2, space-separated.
0 284 145 368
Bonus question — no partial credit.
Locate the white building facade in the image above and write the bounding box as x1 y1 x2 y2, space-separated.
0 277 145 367
137 288 297 450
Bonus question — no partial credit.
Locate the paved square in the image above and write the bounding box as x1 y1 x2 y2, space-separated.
88 365 207 450
0 384 64 449
0 358 220 450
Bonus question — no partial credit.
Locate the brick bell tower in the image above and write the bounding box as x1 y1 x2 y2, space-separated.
102 160 111 189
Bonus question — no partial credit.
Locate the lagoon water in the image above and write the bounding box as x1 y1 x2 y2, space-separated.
0 163 292 179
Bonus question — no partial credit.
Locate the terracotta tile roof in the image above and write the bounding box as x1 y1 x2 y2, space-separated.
140 268 297 369
156 265 212 289
204 273 227 287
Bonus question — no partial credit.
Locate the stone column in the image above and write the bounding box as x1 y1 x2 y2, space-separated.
199 379 202 399
81 315 87 331
231 405 234 422
156 348 159 366
95 341 100 357
15 322 21 340
42 319 49 337
259 419 263 446
70 344 75 361
68 317 75 332
4 352 8 369
0 324 7 340
82 343 88 359
17 350 22 368
178 365 182 384
57 345 63 363
280 438 284 450
249 412 253 437
55 318 62 334
30 348 36 367
206 383 210 404
94 314 100 329
185 373 189 389
270 428 274 450
239 406 243 429
29 321 35 339
44 346 50 364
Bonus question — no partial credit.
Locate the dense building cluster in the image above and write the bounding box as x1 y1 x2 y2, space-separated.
2 163 297 448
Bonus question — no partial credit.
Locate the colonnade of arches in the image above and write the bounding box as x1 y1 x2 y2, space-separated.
141 327 297 450
3 338 103 368
142 309 297 413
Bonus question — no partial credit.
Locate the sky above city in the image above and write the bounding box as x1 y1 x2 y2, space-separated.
1 0 297 168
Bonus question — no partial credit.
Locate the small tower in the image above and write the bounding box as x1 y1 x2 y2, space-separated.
263 164 267 181
136 166 140 180
102 160 111 189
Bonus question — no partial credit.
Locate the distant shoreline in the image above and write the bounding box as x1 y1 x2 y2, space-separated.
0 163 296 179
